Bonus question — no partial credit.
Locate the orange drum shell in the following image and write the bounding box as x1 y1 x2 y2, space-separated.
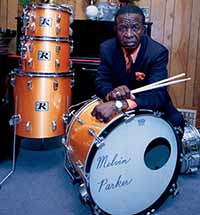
14 74 72 138
21 39 70 73
67 100 109 166
25 6 70 38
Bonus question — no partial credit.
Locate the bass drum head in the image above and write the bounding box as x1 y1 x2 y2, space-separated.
86 113 180 215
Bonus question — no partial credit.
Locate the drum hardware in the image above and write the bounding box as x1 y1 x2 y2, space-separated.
64 148 82 183
56 44 61 53
27 79 32 90
79 183 89 203
56 13 61 23
27 58 33 68
168 183 179 196
65 98 181 215
53 80 58 90
52 120 57 131
25 121 31 132
180 123 200 174
29 23 36 32
56 24 61 35
55 59 60 68
0 97 18 187
88 128 105 148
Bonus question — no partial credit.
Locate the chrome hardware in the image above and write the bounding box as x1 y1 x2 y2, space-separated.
88 128 105 148
28 43 33 52
29 22 36 32
55 59 60 68
25 121 31 132
56 13 61 23
82 67 97 72
63 113 69 124
79 183 89 203
9 114 21 126
76 117 84 125
31 12 36 21
56 44 61 53
27 79 32 90
52 121 57 131
27 58 33 68
53 80 59 91
65 145 73 155
56 24 61 35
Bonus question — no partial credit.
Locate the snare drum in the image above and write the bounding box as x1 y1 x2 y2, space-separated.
64 99 181 215
22 3 72 38
20 36 72 73
13 70 74 138
180 124 200 174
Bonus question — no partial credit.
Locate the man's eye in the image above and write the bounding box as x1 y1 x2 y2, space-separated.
119 26 128 32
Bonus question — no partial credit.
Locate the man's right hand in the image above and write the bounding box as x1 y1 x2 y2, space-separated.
105 85 134 101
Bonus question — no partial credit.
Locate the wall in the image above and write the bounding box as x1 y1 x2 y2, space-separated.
0 0 200 125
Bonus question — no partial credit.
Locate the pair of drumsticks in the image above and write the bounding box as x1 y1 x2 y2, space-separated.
131 73 191 94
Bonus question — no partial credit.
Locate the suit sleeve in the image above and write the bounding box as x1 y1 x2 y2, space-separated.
95 44 113 100
135 48 170 110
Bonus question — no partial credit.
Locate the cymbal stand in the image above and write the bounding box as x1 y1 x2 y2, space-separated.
0 96 20 188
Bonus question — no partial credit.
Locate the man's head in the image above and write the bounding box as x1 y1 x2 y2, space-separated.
114 4 145 52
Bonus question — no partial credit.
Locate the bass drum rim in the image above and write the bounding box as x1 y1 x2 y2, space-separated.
83 108 181 215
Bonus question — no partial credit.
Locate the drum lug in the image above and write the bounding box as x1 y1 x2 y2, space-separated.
52 121 57 131
25 121 31 132
29 22 36 32
79 183 89 203
56 44 61 53
56 24 61 35
27 58 33 68
55 59 60 68
31 10 36 21
27 79 32 90
9 114 21 126
169 183 179 197
53 80 59 91
56 13 61 23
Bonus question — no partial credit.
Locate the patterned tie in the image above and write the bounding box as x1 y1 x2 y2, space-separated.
126 53 132 74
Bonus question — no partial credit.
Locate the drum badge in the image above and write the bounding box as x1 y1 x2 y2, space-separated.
39 17 52 27
138 118 145 126
38 51 51 61
35 101 49 112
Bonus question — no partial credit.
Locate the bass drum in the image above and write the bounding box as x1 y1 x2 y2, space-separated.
180 123 200 174
64 98 181 215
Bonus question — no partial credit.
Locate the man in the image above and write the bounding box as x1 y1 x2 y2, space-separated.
91 4 185 137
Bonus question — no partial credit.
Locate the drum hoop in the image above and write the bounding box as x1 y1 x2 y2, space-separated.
20 36 72 43
13 69 74 78
25 3 72 14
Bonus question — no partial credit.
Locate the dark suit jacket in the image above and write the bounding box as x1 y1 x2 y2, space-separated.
95 35 185 129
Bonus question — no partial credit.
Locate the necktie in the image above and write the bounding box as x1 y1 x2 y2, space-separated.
126 53 132 74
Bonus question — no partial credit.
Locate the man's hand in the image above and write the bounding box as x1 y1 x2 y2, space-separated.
91 100 128 123
105 85 134 101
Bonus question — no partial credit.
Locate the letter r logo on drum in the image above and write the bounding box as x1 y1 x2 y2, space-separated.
39 17 52 27
35 101 49 112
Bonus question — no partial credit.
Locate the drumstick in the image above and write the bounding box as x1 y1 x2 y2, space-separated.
133 73 186 93
131 77 191 94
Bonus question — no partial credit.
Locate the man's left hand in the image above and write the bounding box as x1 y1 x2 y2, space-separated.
91 100 128 123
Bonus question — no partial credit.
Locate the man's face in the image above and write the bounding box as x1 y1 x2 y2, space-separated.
115 13 144 51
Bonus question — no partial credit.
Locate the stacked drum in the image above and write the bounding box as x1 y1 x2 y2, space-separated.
14 3 73 139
